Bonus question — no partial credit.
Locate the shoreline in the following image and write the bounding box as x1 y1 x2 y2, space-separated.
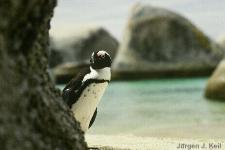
87 123 225 139
86 134 225 150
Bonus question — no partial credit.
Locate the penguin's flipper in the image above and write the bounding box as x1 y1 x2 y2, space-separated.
62 88 77 107
62 68 91 107
89 108 97 128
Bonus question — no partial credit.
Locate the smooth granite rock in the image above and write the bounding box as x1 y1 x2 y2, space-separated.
112 4 224 80
49 37 63 68
51 27 118 83
217 36 225 49
0 0 87 149
205 60 225 101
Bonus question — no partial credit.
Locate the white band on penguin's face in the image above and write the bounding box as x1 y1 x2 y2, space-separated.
91 52 95 63
91 52 95 59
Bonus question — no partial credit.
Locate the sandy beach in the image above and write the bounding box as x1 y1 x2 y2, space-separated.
86 134 225 150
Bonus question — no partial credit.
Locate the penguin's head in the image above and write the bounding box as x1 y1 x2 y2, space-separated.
90 50 112 69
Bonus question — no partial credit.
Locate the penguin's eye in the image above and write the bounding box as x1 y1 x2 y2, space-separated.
98 55 106 60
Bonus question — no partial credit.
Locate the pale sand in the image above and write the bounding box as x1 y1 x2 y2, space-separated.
86 134 225 150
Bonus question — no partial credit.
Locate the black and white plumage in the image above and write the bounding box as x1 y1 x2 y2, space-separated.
62 50 111 132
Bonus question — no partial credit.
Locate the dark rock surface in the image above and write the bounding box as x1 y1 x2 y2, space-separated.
50 27 118 83
205 60 225 101
0 0 87 150
113 4 224 80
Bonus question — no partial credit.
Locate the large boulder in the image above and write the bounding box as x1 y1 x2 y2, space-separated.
205 60 225 101
0 0 87 149
49 37 63 68
50 27 119 83
112 4 224 80
217 35 225 49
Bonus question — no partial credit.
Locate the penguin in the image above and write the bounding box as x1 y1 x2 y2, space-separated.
62 50 111 132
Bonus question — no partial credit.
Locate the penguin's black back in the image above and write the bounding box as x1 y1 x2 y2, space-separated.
62 67 110 108
62 68 91 108
62 67 110 129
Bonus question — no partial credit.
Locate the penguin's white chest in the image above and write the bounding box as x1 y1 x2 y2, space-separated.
71 82 108 132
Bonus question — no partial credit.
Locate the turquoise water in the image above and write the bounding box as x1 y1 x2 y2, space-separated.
58 78 225 138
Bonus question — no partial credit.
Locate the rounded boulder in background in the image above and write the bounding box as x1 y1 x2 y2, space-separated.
112 4 224 80
205 60 225 101
50 27 119 83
